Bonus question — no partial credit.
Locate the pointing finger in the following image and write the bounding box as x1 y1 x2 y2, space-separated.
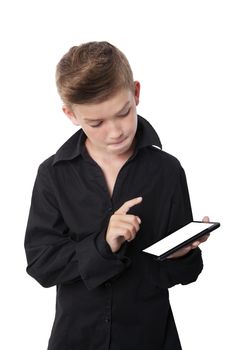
115 197 143 215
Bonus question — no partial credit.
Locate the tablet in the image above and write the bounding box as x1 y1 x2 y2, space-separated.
142 221 220 261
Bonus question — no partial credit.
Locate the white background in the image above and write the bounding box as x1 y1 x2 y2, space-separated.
1 0 232 349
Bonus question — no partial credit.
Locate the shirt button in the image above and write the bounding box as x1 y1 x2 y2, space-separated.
105 318 110 323
105 282 111 288
107 207 113 212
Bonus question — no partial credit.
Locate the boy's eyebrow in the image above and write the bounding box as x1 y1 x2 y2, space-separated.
84 101 130 121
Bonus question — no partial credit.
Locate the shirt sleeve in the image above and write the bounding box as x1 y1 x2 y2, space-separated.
149 164 204 289
24 164 131 291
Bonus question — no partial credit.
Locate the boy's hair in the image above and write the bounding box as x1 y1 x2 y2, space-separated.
56 41 135 106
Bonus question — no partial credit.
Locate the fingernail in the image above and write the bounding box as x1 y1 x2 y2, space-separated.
137 217 141 224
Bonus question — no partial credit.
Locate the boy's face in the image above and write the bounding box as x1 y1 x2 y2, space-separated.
63 81 140 157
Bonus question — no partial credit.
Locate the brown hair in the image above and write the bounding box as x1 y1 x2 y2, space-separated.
55 41 135 105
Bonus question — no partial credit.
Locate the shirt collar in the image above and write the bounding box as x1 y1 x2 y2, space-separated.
52 115 162 166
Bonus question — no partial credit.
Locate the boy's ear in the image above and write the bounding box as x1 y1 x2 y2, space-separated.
134 81 140 106
62 105 80 126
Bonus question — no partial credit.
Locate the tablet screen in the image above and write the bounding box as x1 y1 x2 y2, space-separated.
143 222 214 257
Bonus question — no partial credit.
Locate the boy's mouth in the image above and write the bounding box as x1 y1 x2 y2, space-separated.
108 137 127 146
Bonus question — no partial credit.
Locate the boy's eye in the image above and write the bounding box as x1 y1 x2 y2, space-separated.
89 108 131 128
90 122 102 128
120 108 131 117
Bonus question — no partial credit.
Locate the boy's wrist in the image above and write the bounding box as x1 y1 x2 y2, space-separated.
95 230 128 260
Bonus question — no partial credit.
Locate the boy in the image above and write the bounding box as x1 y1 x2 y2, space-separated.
24 41 209 349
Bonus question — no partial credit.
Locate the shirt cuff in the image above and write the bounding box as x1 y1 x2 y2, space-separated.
158 247 204 288
76 229 131 290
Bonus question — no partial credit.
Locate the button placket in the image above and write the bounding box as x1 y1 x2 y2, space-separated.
104 281 112 326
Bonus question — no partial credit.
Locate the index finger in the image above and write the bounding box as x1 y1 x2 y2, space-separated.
115 197 143 215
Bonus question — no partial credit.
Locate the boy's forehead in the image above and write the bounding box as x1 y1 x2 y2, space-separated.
73 89 133 120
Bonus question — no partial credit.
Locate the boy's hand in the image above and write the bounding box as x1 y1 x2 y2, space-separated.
167 216 210 259
106 197 143 253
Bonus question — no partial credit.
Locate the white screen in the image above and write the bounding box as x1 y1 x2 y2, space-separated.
143 222 213 256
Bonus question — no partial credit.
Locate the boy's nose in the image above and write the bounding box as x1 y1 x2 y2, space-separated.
108 123 124 141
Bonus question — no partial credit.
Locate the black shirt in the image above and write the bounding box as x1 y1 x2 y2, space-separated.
24 115 203 350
